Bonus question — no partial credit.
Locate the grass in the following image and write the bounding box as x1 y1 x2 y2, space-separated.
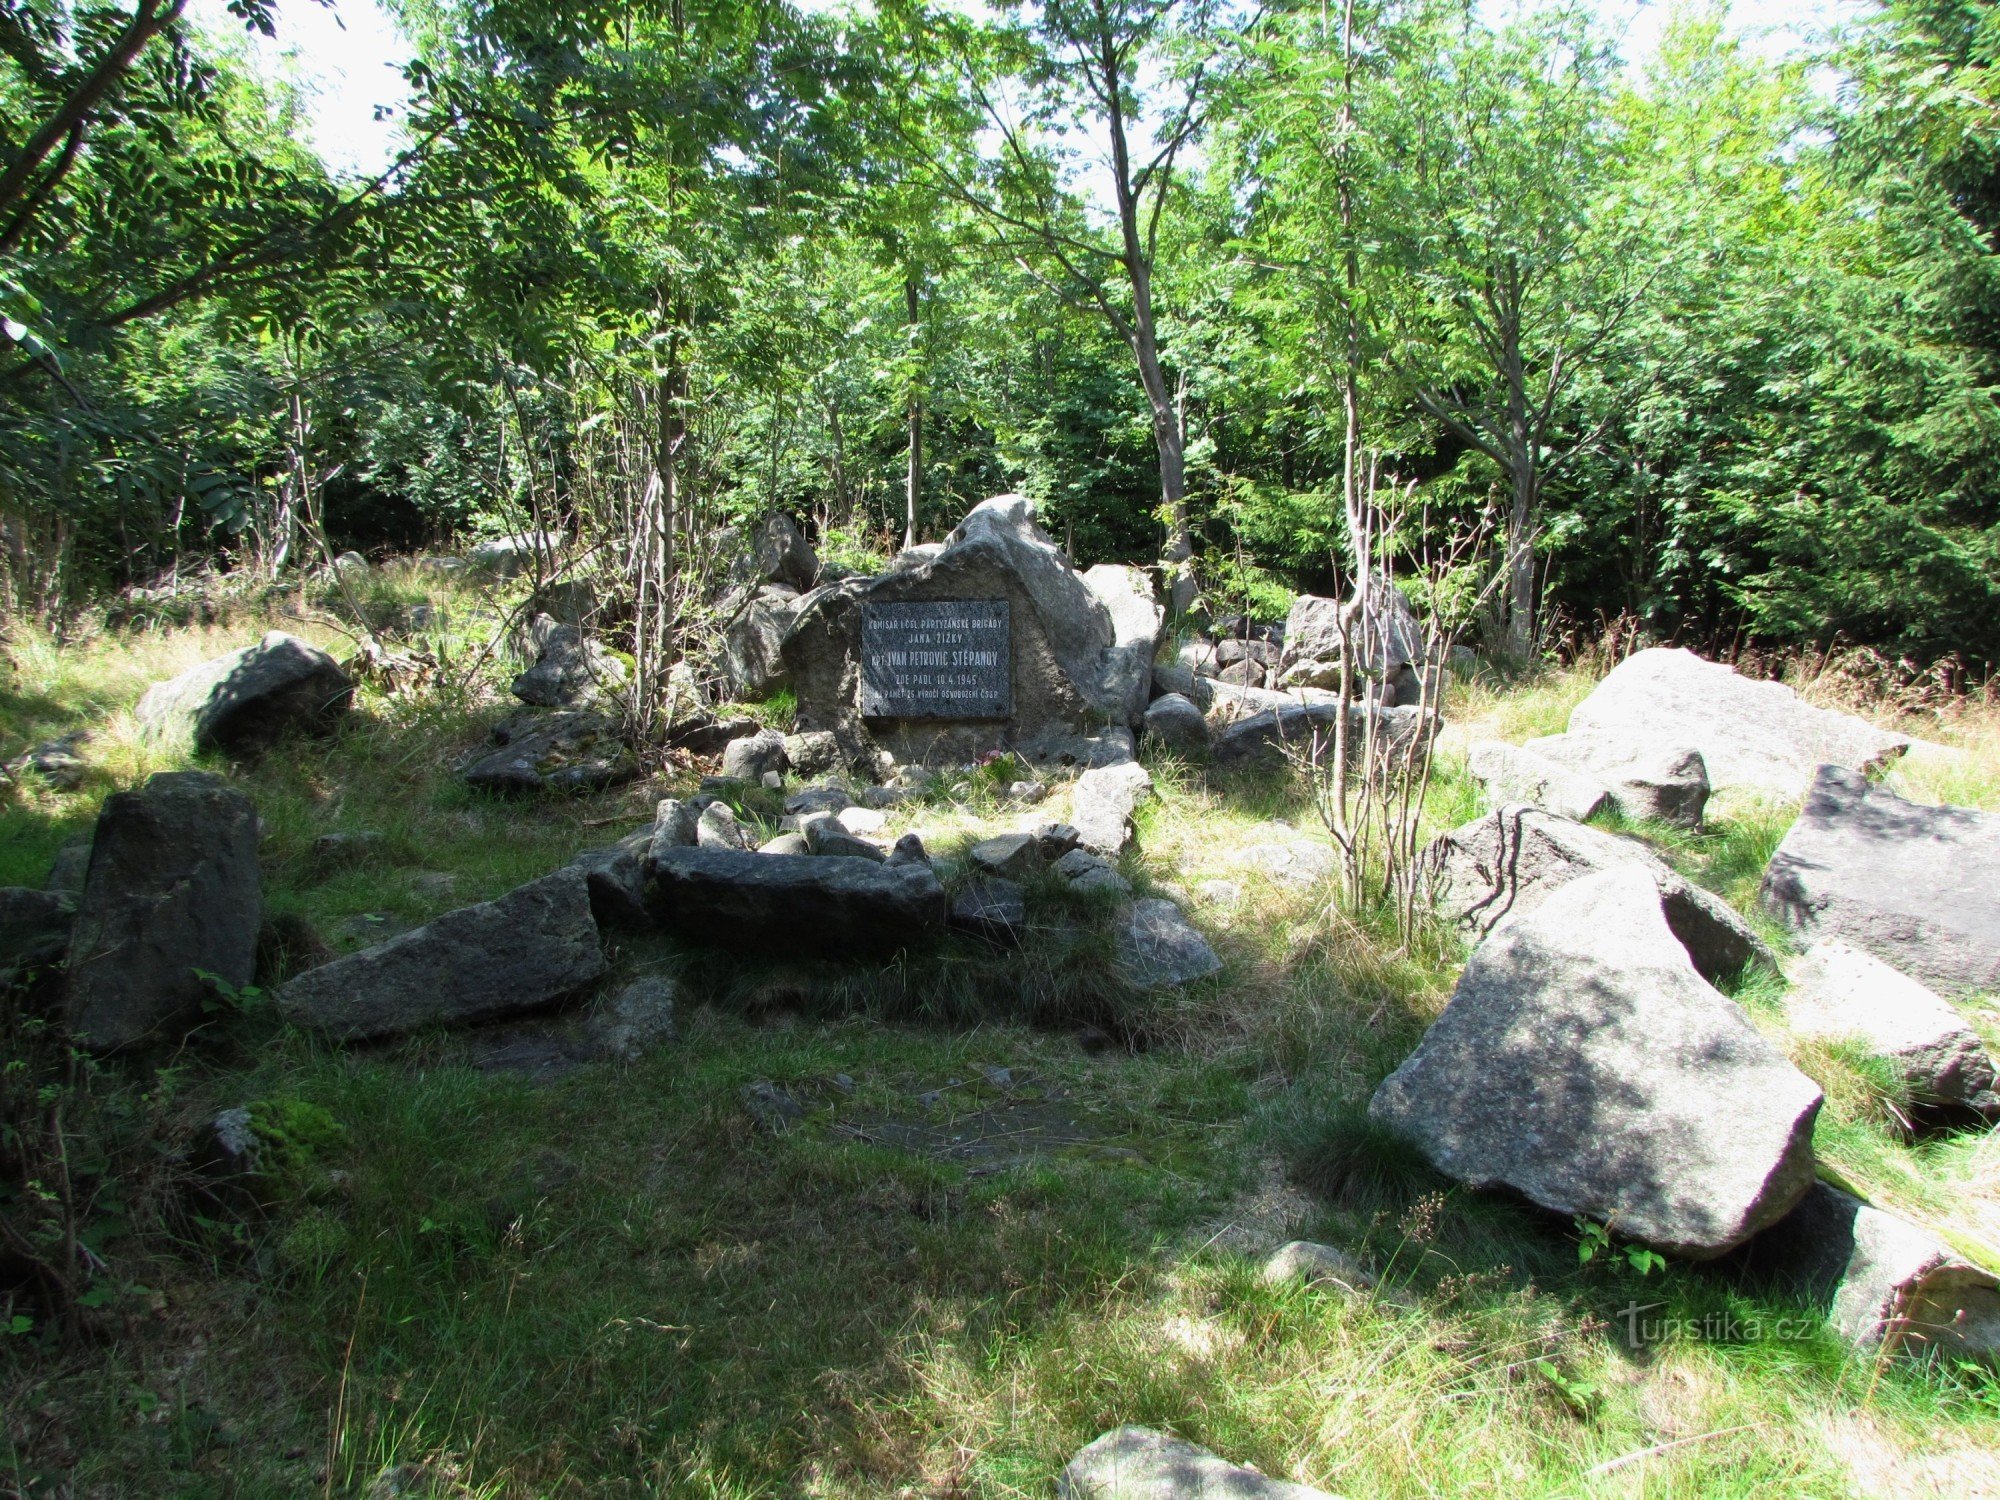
4 591 2000 1497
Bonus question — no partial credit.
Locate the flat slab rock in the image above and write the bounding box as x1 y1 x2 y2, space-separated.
1114 898 1222 991
463 710 638 796
1373 866 1822 1260
1746 1182 2000 1359
1058 1427 1340 1500
1565 648 1907 800
650 847 945 956
278 868 607 1042
1762 765 2000 996
1428 803 1769 982
511 615 627 708
136 630 353 756
1786 940 1998 1112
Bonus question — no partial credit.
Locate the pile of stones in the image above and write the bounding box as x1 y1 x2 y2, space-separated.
1386 646 1999 1363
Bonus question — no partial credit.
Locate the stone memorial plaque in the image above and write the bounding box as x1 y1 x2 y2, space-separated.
861 600 1011 719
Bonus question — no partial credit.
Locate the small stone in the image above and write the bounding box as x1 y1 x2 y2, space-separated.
649 797 700 860
1 887 75 986
970 832 1041 879
510 615 627 708
1263 1240 1376 1292
1033 823 1082 860
651 846 946 955
759 832 809 856
279 868 606 1043
566 825 654 928
44 837 89 895
720 729 789 783
837 806 888 836
1141 693 1208 756
856 785 913 810
1058 1426 1337 1500
1762 766 2000 995
887 833 929 867
310 830 386 872
742 1080 805 1133
581 975 678 1062
696 802 755 851
136 632 354 756
784 785 852 817
1054 847 1131 897
802 814 886 862
6 730 89 791
1747 1182 2000 1360
1005 780 1048 805
64 771 261 1051
761 770 783 790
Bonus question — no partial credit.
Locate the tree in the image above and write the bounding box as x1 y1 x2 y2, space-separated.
1367 1 1650 658
921 0 1221 609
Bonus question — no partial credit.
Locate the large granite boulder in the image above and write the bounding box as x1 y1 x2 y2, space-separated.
719 584 804 700
782 495 1141 764
1427 803 1769 982
1084 563 1165 725
511 615 627 708
278 869 606 1042
1565 648 1908 799
649 847 946 955
64 771 261 1050
1522 730 1710 828
1372 867 1823 1260
136 631 353 755
1762 765 2000 995
462 710 638 796
1786 940 1998 1112
1745 1183 2000 1360
1058 1427 1337 1500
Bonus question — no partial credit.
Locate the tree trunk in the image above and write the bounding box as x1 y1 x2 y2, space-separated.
1503 465 1537 661
904 273 922 550
1498 281 1537 661
1100 27 1194 616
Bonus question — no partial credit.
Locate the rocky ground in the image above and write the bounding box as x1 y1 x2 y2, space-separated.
3 556 1999 1498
